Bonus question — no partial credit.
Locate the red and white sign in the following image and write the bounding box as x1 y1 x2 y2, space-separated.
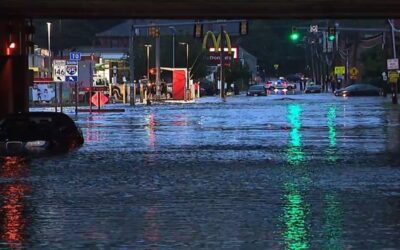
208 47 238 65
91 92 108 107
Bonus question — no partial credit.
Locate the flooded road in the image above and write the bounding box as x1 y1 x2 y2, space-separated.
1 93 400 249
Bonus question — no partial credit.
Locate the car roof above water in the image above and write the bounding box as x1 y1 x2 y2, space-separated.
0 112 76 126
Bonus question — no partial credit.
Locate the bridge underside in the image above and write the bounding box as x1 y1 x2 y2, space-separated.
1 0 400 117
1 0 400 18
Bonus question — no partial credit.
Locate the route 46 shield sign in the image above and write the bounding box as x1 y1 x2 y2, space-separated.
53 60 66 82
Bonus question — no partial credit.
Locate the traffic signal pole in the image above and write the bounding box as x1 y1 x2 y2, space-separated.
389 19 398 104
129 21 135 106
156 36 161 100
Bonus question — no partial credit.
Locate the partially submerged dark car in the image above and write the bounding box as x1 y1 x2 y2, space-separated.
0 112 84 156
334 83 383 97
304 84 322 93
247 84 267 96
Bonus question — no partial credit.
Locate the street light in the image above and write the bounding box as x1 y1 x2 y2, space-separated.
169 26 176 68
47 22 52 77
179 42 189 100
144 44 152 80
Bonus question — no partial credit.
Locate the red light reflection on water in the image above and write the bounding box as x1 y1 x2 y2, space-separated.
0 156 30 249
144 207 160 244
172 115 188 127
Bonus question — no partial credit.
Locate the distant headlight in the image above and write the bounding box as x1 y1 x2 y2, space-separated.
25 140 48 148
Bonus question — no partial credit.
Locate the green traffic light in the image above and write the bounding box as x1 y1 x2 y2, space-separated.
290 32 300 41
328 34 335 41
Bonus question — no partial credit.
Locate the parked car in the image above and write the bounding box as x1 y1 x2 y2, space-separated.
247 84 267 96
0 112 84 156
304 84 322 93
334 83 383 97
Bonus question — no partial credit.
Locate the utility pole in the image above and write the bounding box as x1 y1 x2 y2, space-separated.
310 40 316 82
155 36 161 100
389 19 398 104
169 26 176 68
220 25 225 100
129 22 135 106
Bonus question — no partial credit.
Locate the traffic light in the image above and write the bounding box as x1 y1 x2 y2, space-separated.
239 20 248 35
328 27 336 41
8 42 16 49
290 26 300 42
148 26 160 37
149 68 156 75
194 23 203 38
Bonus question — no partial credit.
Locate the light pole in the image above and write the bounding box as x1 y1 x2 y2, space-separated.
169 26 176 68
388 19 398 104
144 44 152 80
47 22 52 77
179 42 189 101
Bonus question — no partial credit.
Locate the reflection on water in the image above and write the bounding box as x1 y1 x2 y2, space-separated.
286 104 304 165
0 157 30 249
282 104 310 250
84 115 107 143
326 106 338 162
144 207 160 245
283 183 310 250
146 113 156 150
322 193 343 250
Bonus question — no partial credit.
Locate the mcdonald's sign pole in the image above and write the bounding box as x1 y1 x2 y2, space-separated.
202 28 232 101
220 25 225 100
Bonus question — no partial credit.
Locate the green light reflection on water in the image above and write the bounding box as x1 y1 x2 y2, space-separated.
326 106 338 162
322 194 343 250
287 104 304 165
282 104 310 250
283 183 310 250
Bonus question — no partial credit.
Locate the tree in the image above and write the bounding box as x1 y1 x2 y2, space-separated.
225 61 252 90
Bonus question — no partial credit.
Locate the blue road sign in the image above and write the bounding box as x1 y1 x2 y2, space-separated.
70 52 81 61
66 76 78 82
66 60 78 65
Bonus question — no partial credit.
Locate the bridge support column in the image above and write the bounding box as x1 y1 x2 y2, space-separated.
0 18 31 118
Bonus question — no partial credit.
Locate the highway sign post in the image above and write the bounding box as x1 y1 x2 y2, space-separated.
53 60 66 82
65 60 79 82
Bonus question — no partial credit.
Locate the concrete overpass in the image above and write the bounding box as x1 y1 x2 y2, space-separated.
1 0 400 117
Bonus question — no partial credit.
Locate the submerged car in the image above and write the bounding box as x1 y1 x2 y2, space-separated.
247 84 267 96
334 83 382 97
0 112 84 156
304 85 322 93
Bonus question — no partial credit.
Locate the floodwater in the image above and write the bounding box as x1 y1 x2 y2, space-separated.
1 93 400 249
